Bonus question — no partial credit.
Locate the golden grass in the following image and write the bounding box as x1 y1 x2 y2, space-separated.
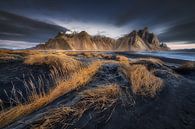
0 51 24 61
174 61 195 74
115 55 129 61
69 52 114 60
136 58 164 64
24 53 84 74
133 58 164 67
0 49 42 56
81 52 95 58
64 51 81 56
121 63 164 97
35 106 79 129
32 84 121 128
79 84 120 109
94 53 113 59
0 55 17 60
0 60 102 128
175 61 195 73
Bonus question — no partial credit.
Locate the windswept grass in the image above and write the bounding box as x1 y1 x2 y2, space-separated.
121 63 164 97
24 53 84 72
0 50 42 56
133 58 165 70
0 59 102 128
31 84 121 128
0 55 17 60
174 61 195 73
115 55 129 61
79 84 121 109
136 58 164 64
0 51 23 62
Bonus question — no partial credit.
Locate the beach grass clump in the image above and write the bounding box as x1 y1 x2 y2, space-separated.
133 58 165 70
121 63 164 97
175 61 195 73
0 59 102 128
30 84 121 128
24 53 84 73
115 55 129 62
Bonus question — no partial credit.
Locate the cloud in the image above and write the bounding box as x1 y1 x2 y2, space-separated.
158 20 195 42
0 10 68 42
50 19 127 38
166 42 195 49
114 0 195 26
0 0 195 47
0 40 38 49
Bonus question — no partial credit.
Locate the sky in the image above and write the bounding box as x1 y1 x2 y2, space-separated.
0 0 195 49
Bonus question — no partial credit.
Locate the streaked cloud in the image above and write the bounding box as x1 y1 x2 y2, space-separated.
167 42 195 49
0 0 195 49
0 40 38 49
0 10 68 42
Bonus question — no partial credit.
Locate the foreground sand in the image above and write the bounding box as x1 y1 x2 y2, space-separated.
0 50 195 129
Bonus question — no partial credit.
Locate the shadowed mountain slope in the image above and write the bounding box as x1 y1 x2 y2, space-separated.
34 27 170 51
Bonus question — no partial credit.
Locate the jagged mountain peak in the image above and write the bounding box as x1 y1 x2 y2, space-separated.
79 31 89 36
55 31 66 38
34 27 170 51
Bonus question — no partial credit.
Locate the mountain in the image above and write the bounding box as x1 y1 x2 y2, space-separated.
115 27 169 51
35 31 116 50
34 27 170 51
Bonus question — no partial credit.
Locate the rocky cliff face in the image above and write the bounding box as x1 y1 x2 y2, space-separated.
35 31 115 50
115 27 170 51
34 28 170 51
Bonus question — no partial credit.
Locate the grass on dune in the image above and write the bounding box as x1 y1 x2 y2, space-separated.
174 61 195 73
121 63 164 97
132 58 166 70
115 55 129 61
0 54 102 128
31 84 121 129
135 58 164 65
0 49 43 56
24 53 84 73
79 84 121 110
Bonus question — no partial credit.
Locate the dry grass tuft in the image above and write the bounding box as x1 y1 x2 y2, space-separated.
24 53 84 74
64 51 81 56
131 58 166 71
78 52 114 60
115 55 129 61
0 55 17 60
30 84 121 128
0 60 102 128
79 84 121 109
175 61 195 73
121 63 164 97
97 53 114 59
81 52 95 58
134 58 164 65
0 52 23 61
0 50 43 56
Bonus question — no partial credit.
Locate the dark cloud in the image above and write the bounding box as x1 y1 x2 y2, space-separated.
159 20 195 42
115 0 195 26
0 10 68 42
0 0 195 48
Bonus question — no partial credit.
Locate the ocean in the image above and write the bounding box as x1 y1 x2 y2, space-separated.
137 50 195 61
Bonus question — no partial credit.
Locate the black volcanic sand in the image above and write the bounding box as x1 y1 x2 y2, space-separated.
0 51 195 129
0 59 53 107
